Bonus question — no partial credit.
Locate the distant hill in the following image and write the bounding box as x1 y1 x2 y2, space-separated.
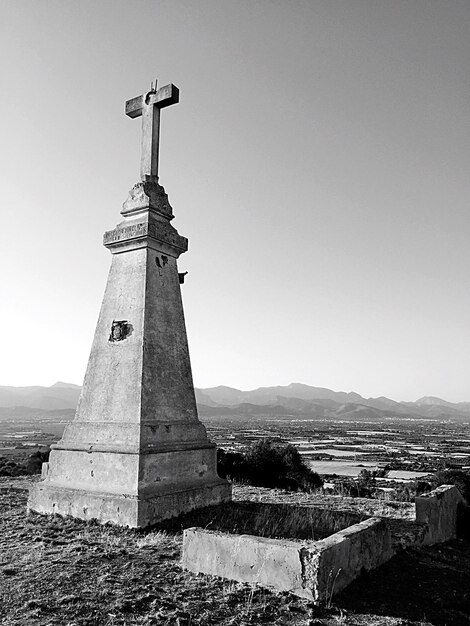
199 382 365 406
0 382 81 410
1 382 470 422
197 384 470 422
0 406 75 420
416 396 456 407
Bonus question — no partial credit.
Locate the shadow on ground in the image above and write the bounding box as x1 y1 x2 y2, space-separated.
158 500 365 541
336 540 470 626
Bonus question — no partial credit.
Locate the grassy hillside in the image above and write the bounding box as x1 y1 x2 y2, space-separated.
1 478 469 625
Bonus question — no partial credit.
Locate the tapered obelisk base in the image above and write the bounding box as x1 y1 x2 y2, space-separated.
28 181 231 527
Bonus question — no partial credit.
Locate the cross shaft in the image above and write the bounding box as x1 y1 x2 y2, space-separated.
126 82 179 181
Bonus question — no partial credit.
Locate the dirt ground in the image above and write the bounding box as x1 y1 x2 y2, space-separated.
1 477 469 626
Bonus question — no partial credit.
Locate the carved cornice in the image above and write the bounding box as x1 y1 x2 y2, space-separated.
103 214 188 254
121 177 174 220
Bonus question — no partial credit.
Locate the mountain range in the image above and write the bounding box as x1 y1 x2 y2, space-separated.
1 381 469 422
0 382 81 410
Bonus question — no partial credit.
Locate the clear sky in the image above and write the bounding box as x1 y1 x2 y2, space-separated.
1 0 469 401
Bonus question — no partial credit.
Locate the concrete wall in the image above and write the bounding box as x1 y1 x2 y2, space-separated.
415 484 464 545
182 529 309 598
309 517 393 601
287 506 364 539
182 487 464 602
182 517 392 603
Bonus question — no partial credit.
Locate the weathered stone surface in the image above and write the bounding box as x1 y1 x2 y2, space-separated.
415 484 464 545
125 84 179 118
125 81 179 181
28 80 231 527
28 224 231 527
121 178 174 220
309 517 393 601
29 479 230 528
182 487 465 602
182 517 393 603
182 529 308 598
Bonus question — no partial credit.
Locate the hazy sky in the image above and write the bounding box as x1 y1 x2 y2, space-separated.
1 1 469 401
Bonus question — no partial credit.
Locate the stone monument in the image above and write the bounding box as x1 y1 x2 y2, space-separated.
28 79 232 527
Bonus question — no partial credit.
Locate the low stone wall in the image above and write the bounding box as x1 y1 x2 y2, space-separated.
308 517 393 600
415 484 464 545
182 517 392 603
181 485 465 603
182 529 309 598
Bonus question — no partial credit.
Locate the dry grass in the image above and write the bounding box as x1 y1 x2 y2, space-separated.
1 477 469 625
136 531 177 549
232 485 415 520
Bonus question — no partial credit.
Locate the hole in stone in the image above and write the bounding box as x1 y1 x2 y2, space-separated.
109 320 133 342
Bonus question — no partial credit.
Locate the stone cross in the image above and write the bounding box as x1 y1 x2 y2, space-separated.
125 80 179 181
27 80 231 529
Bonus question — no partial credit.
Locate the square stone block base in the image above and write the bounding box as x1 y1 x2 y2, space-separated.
28 480 232 528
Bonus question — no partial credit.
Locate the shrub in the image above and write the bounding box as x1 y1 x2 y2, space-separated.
0 448 50 477
333 478 371 498
430 469 470 503
392 483 413 502
217 449 249 483
25 452 44 475
218 439 323 492
0 461 22 477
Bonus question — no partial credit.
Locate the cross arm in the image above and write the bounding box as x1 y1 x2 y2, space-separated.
125 95 144 118
125 84 180 118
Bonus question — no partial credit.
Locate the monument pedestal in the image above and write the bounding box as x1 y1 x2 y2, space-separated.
29 467 231 528
28 177 231 527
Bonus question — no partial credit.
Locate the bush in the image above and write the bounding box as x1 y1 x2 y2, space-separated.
0 448 50 477
25 452 44 475
392 483 414 502
0 460 23 477
430 469 470 503
217 439 323 492
217 449 249 483
333 478 371 498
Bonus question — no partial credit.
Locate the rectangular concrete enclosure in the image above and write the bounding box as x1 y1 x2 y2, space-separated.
182 486 463 602
182 517 393 603
28 79 231 527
